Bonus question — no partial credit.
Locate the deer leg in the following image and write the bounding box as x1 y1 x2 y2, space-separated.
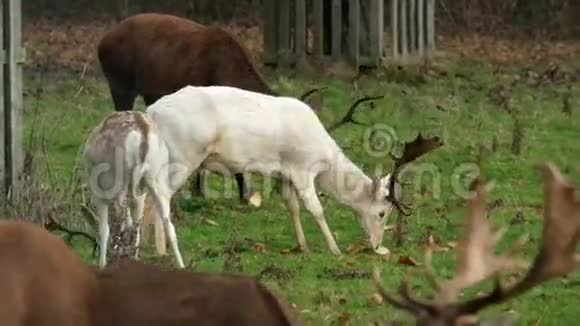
154 194 185 268
95 199 110 268
295 179 342 255
153 210 167 255
235 172 252 203
148 189 185 269
191 169 209 198
281 179 308 252
130 193 146 259
119 195 132 231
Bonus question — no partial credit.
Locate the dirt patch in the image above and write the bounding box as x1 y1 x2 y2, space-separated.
257 265 295 282
317 267 372 280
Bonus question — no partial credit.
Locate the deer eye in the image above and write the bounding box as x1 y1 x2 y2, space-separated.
378 211 385 218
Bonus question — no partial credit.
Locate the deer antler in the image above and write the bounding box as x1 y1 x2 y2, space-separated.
434 178 528 303
373 162 580 325
327 95 385 132
387 133 443 216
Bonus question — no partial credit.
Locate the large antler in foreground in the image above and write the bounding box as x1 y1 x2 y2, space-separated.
374 162 580 325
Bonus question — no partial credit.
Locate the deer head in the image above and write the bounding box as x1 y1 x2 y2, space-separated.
373 162 580 325
356 133 443 251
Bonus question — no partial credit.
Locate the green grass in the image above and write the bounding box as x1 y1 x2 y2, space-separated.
22 61 580 325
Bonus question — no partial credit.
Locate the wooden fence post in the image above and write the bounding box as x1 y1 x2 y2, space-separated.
3 0 24 199
277 0 292 66
313 0 324 58
295 0 307 59
263 0 278 65
400 0 408 58
331 0 342 59
409 0 416 52
262 0 437 68
417 0 424 56
368 0 384 65
387 0 434 63
348 0 360 67
426 0 435 56
391 0 399 60
0 1 5 199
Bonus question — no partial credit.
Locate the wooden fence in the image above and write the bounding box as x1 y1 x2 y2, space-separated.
262 0 436 68
1 0 24 201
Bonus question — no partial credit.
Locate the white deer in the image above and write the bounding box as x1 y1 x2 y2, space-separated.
146 85 438 255
83 111 185 268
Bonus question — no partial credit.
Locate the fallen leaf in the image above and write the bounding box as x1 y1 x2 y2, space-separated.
371 292 384 304
346 241 366 255
337 312 351 325
280 246 303 255
203 218 219 226
397 255 419 266
253 242 267 253
374 246 391 256
446 241 457 249
423 233 449 252
248 192 262 207
344 258 357 268
384 224 396 231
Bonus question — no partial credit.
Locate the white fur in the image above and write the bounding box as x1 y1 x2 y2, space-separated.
83 111 185 268
147 86 394 254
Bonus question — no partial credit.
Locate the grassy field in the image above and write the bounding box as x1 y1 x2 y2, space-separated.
22 59 580 325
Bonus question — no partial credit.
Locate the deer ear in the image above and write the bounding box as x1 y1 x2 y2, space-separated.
371 175 391 200
376 174 392 195
370 176 382 199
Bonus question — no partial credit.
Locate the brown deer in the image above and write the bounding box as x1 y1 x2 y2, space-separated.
0 220 98 326
373 162 580 325
0 220 300 325
97 13 278 205
94 258 300 326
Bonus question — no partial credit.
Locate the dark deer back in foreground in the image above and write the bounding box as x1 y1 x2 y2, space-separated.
0 220 299 325
0 220 97 326
94 258 299 326
97 13 274 111
373 162 580 325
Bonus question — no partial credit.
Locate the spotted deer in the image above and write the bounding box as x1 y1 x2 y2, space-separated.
145 85 441 255
0 220 299 325
373 162 580 325
82 111 184 268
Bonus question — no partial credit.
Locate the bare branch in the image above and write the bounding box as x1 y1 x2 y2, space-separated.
44 215 98 256
299 87 327 101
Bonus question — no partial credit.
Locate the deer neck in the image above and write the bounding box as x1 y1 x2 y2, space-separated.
317 152 373 209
